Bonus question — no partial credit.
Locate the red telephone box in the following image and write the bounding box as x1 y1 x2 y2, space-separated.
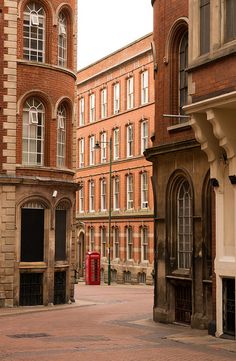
85 251 100 285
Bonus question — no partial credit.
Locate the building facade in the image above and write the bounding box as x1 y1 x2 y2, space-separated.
146 1 215 329
185 0 236 338
76 34 154 285
0 0 78 307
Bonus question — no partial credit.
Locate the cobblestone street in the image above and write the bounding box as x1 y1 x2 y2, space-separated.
0 283 235 361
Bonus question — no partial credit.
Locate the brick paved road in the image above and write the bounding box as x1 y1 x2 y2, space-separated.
0 283 235 361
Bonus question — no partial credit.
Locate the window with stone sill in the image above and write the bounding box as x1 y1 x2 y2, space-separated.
126 174 134 210
78 185 84 213
126 124 133 158
79 138 85 168
101 88 107 119
89 180 95 212
126 227 133 260
127 77 134 109
22 97 44 166
141 226 148 262
100 178 107 211
58 12 67 67
23 2 45 62
79 98 85 126
89 227 95 251
112 227 119 259
57 104 66 168
113 176 119 210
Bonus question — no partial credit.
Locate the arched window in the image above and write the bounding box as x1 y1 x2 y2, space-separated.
23 2 45 62
177 180 192 269
179 32 188 116
58 12 67 67
22 97 45 166
57 104 66 167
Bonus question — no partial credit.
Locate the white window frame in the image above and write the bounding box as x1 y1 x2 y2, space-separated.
127 124 133 158
101 132 107 163
126 227 133 260
141 120 148 153
141 70 149 105
79 138 84 168
101 88 107 119
101 227 106 257
89 93 95 123
57 104 66 167
113 177 119 210
58 12 67 67
100 178 107 211
23 2 45 62
113 227 119 259
127 77 134 109
127 175 134 210
79 98 85 126
113 83 120 114
79 186 84 213
89 227 95 251
22 97 44 166
113 128 119 160
141 227 148 262
141 172 148 209
89 180 95 212
89 136 95 166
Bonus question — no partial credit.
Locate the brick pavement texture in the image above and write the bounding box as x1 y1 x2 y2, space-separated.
0 284 235 361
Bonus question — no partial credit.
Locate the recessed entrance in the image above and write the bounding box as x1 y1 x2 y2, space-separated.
175 284 192 324
223 278 235 337
54 271 66 305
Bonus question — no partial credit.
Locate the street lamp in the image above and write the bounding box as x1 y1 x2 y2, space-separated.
94 136 112 285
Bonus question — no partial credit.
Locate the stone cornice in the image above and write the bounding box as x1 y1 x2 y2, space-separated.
17 60 77 80
144 139 200 162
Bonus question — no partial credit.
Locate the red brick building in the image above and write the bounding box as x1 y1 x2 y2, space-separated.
0 0 78 307
146 0 214 329
76 34 155 285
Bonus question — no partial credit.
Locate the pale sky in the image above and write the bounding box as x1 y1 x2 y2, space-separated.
77 0 153 69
